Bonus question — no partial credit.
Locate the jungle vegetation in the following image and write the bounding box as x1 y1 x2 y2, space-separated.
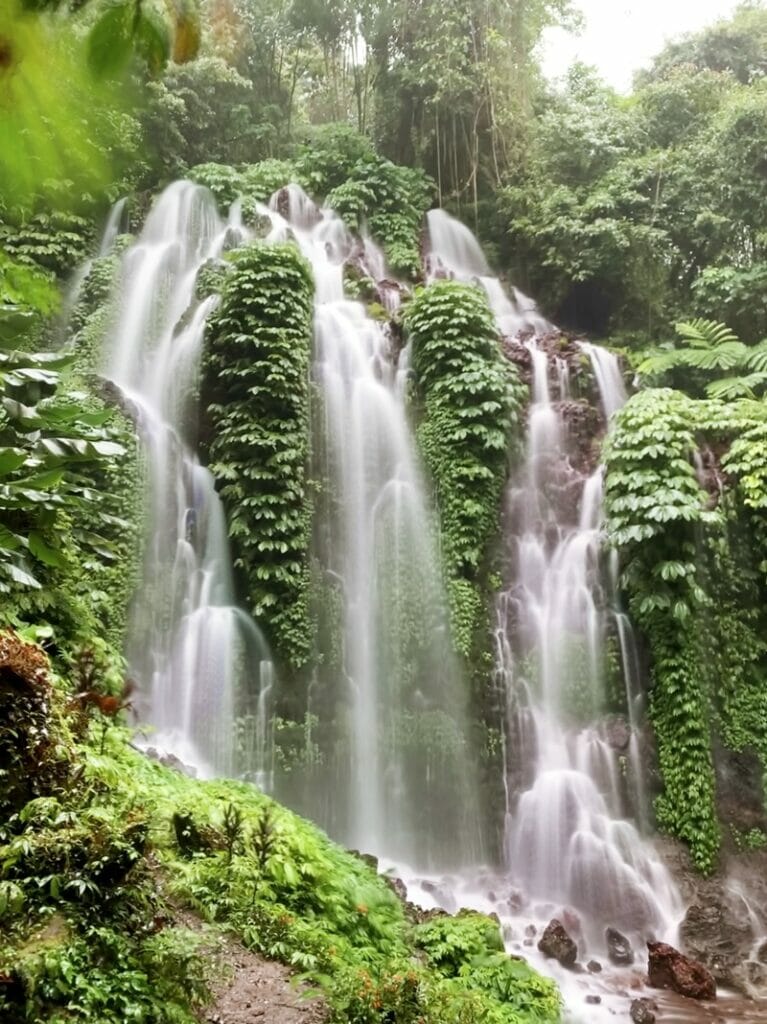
4 0 767 1019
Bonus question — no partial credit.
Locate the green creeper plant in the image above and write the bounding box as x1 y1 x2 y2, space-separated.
604 388 720 871
326 155 434 278
404 281 526 657
202 242 314 669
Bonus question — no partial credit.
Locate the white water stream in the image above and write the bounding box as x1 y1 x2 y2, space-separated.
104 181 270 775
258 187 480 867
421 209 687 1020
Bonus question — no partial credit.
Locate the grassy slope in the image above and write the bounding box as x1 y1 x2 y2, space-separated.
0 642 561 1024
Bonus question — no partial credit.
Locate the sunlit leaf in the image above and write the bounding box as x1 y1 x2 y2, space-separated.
87 0 135 78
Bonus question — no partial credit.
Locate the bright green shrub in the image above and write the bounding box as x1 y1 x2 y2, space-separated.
0 211 92 278
405 281 525 656
294 124 376 197
326 156 434 277
202 243 314 668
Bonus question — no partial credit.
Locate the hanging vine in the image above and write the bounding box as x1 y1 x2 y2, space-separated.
404 281 526 658
202 242 314 670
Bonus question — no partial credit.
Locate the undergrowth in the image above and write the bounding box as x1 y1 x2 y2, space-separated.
0 632 561 1024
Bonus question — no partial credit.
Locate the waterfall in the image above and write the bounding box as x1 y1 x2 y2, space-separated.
418 209 682 1014
426 208 552 337
500 343 679 940
103 181 270 776
259 188 480 867
580 340 628 419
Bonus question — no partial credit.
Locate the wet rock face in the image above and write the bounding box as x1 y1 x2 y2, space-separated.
538 918 578 967
606 927 634 966
680 897 756 992
647 941 717 1000
630 997 657 1024
604 715 631 752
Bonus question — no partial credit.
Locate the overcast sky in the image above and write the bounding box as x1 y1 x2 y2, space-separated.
541 0 743 91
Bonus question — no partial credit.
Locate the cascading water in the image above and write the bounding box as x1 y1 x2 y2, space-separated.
426 208 551 336
259 188 480 867
417 208 686 1018
87 178 767 1020
104 181 270 775
499 342 679 939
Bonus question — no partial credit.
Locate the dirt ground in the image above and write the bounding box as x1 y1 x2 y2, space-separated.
200 937 329 1024
167 898 329 1024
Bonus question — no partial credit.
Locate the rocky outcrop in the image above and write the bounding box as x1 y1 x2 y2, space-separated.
0 630 68 814
606 927 634 966
538 918 578 967
680 898 754 990
630 997 657 1024
647 941 716 1000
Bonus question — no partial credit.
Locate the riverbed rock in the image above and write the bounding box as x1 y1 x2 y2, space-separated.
647 941 716 1000
587 959 602 973
606 927 634 966
680 897 754 990
538 918 578 967
630 997 657 1024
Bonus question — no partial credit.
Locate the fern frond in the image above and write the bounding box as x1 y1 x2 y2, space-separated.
637 349 685 375
705 372 767 400
675 318 740 349
745 340 767 374
684 340 748 371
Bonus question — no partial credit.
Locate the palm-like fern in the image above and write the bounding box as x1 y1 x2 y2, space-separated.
638 318 767 399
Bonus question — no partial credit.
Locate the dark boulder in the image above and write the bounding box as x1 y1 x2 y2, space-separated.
647 941 716 1000
538 918 578 967
606 926 634 966
630 997 657 1024
680 898 754 990
587 959 602 973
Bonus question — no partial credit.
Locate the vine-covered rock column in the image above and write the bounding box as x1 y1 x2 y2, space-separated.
202 243 314 670
404 281 526 657
604 388 720 872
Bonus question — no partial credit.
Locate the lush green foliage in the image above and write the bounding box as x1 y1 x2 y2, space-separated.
605 389 720 870
0 634 561 1024
203 243 314 669
639 319 767 400
0 342 123 593
491 8 767 341
327 155 433 277
605 387 767 869
415 914 560 1024
405 281 525 656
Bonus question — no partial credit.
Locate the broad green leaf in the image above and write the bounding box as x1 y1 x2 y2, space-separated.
28 531 68 568
87 0 135 78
